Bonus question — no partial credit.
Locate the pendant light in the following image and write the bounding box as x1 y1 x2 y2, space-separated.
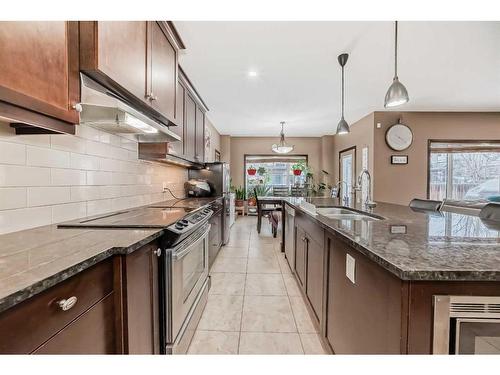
271 121 294 154
384 21 409 108
336 53 350 135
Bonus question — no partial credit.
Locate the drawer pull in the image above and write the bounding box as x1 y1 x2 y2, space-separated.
57 296 78 311
154 248 162 257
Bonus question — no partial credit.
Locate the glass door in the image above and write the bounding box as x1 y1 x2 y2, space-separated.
339 147 356 203
455 318 500 354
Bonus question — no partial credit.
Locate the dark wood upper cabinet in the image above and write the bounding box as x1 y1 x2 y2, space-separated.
79 21 184 126
195 106 205 162
149 21 178 122
0 21 80 133
84 21 149 103
184 93 197 161
168 80 185 157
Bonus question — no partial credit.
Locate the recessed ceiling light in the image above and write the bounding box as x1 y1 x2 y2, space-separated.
248 71 258 77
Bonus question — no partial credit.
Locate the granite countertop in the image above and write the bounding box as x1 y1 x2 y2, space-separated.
270 196 500 281
0 197 218 313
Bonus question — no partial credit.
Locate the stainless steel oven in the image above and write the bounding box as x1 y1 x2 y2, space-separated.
433 295 500 354
161 223 210 354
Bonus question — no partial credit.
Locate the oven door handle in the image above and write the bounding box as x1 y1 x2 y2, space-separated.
172 225 211 261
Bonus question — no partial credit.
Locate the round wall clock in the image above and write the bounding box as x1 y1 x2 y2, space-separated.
385 122 413 151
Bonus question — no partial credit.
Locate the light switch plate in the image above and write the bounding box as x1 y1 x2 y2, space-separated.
346 254 356 284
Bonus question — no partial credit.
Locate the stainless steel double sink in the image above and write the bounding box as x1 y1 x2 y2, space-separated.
315 207 384 221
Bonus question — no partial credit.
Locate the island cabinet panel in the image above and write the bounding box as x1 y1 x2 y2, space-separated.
293 211 325 324
0 259 116 354
325 234 406 354
0 21 80 132
406 281 500 354
79 21 180 125
305 235 324 322
121 241 160 354
294 225 307 288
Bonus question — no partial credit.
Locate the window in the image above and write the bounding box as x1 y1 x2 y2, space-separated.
245 155 307 196
429 141 500 201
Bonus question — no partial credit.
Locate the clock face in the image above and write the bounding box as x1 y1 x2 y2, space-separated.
385 123 413 151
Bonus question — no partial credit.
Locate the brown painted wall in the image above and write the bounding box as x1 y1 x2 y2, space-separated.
228 136 322 189
322 113 375 202
373 112 500 205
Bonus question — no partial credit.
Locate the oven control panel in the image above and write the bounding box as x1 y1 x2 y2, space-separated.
168 207 213 235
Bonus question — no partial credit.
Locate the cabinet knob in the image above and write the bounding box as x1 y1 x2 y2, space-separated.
57 296 78 311
154 248 162 257
301 236 306 242
72 103 83 113
146 93 158 101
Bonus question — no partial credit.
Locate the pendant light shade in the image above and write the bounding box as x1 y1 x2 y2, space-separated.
271 121 294 154
384 21 409 108
336 53 349 135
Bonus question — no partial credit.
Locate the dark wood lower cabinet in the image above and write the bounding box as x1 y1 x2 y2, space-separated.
0 239 162 354
324 234 405 354
294 226 306 288
121 241 160 354
305 236 324 323
32 293 116 354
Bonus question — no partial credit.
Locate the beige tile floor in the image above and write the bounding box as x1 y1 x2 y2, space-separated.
188 215 327 355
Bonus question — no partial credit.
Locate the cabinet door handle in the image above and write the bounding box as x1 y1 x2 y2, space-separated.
72 103 83 113
154 248 162 257
301 236 306 242
57 296 78 311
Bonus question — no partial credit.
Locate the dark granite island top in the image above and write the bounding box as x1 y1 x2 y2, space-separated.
261 196 500 281
0 197 219 313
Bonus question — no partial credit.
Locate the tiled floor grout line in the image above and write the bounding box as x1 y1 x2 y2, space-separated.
236 230 250 354
277 237 306 355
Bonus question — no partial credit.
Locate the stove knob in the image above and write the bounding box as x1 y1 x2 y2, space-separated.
175 222 184 230
180 219 189 225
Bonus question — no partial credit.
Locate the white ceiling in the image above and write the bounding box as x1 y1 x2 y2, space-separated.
174 21 500 136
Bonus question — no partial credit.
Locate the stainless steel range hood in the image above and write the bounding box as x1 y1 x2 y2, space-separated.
78 74 181 143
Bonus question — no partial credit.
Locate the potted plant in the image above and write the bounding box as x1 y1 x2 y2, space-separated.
254 184 271 197
257 166 267 176
234 186 246 207
247 166 257 175
247 190 257 206
291 161 306 176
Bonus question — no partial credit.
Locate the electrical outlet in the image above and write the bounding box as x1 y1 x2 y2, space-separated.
376 122 382 129
346 254 356 284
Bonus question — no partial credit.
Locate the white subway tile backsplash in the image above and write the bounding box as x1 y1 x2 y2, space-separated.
99 185 122 199
87 199 113 216
52 202 87 223
28 187 71 207
27 146 70 168
0 141 26 165
70 153 100 170
0 206 52 235
70 186 101 202
51 169 87 186
0 124 187 235
0 165 51 186
51 135 86 154
76 125 100 141
87 171 113 185
0 187 27 210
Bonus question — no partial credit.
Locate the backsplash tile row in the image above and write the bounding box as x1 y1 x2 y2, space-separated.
0 123 187 235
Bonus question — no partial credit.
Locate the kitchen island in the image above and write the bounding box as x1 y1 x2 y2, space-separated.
267 196 500 354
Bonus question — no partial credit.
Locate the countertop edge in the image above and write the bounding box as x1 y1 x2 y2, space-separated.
0 230 163 314
284 200 500 282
